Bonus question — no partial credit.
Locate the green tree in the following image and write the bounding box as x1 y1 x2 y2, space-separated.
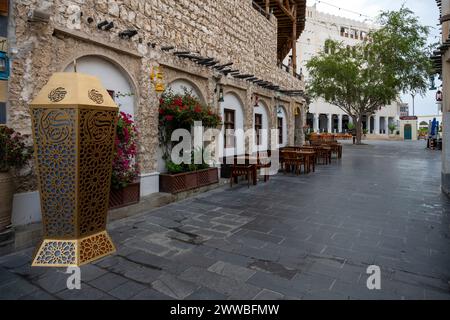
306 6 433 144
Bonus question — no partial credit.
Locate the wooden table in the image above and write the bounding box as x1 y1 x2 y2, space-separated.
328 144 343 159
298 150 316 173
303 146 329 165
320 146 332 164
281 150 316 174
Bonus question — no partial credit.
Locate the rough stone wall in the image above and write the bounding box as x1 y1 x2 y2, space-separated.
8 0 306 182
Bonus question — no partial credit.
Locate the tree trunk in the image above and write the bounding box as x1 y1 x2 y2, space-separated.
355 116 363 145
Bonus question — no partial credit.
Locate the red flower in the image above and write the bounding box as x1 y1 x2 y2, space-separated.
159 108 165 115
165 115 174 121
174 97 183 107
194 105 202 113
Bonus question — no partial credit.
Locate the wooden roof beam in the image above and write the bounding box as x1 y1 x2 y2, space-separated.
276 0 295 21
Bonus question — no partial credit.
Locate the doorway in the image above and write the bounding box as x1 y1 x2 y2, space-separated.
404 124 412 140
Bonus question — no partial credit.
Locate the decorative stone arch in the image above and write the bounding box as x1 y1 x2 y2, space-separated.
258 96 274 129
62 53 140 117
163 67 209 106
61 52 140 98
167 77 207 105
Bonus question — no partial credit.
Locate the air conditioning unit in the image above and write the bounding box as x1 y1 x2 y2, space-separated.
28 9 51 23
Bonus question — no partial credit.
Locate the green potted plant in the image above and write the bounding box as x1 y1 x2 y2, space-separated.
0 126 33 231
388 124 397 135
109 112 140 209
158 90 222 194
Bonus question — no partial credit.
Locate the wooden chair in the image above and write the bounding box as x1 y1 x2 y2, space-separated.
256 150 271 182
281 151 305 175
230 155 255 188
311 146 330 165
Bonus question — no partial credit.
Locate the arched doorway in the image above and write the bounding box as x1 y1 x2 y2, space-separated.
405 124 412 140
277 106 288 148
221 92 245 157
362 115 368 131
332 114 339 133
342 115 350 132
157 78 205 173
254 101 270 152
64 56 135 117
306 113 314 130
319 114 328 132
370 117 375 134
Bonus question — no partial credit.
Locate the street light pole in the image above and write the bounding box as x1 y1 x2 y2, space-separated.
411 93 416 116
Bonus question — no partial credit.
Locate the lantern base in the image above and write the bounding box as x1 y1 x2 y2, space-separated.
32 230 116 267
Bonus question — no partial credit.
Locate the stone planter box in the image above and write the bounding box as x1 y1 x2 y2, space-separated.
109 181 141 210
160 168 219 194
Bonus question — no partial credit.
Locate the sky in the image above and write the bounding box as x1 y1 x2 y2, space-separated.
306 0 441 116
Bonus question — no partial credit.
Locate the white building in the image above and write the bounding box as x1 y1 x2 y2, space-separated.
417 115 443 130
295 5 402 135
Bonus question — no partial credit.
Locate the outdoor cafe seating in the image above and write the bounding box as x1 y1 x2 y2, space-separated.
230 152 271 188
280 147 316 174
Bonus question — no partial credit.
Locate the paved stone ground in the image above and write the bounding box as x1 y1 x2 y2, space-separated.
1 140 450 300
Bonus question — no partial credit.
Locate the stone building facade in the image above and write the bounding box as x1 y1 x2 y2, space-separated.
435 0 450 195
5 0 306 226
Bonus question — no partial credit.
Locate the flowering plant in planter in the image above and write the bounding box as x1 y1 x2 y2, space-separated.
159 89 222 173
111 112 139 189
0 125 33 173
0 125 34 231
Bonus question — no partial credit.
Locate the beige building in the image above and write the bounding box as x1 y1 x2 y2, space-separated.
399 118 419 141
4 0 307 227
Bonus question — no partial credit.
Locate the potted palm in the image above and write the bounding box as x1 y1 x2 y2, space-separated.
0 126 33 231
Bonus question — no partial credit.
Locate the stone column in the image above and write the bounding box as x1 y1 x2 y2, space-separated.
367 116 371 134
374 115 380 135
314 113 319 132
338 114 343 133
384 117 389 135
327 114 332 133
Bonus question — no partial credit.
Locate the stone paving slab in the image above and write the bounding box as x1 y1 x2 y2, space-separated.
1 141 450 300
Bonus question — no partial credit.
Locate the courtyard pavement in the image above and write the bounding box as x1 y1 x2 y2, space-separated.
1 140 450 300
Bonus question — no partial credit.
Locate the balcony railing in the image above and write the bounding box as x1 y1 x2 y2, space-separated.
252 0 270 19
278 63 304 81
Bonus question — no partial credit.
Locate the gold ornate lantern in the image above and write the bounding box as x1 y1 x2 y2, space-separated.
30 72 118 267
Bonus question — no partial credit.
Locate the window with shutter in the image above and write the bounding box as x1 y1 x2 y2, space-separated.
255 113 262 146
224 109 235 148
0 0 8 15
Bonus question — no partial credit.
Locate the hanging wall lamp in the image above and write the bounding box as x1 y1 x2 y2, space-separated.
436 89 443 102
253 94 260 107
215 85 224 102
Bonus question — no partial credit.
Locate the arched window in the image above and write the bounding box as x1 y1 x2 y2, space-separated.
65 56 135 117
